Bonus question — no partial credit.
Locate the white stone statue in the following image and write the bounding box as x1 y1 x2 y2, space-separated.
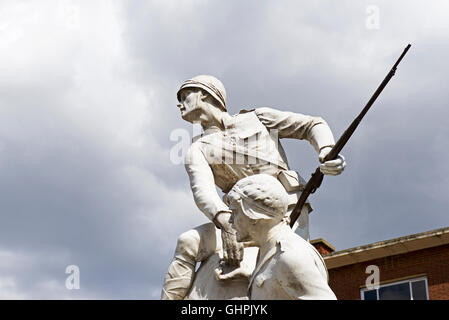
225 174 337 299
161 75 345 300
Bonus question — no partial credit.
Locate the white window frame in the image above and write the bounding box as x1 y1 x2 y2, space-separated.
360 276 429 300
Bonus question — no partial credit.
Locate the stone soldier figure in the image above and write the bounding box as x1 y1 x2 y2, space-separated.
226 174 336 300
161 75 345 300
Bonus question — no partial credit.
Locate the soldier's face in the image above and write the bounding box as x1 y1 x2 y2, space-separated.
177 89 202 123
229 200 253 242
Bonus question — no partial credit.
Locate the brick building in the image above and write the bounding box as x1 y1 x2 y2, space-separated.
311 226 449 300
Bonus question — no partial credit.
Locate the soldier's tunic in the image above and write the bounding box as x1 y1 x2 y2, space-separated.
249 228 336 300
185 107 334 237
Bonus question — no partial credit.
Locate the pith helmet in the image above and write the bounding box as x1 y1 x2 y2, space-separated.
177 75 227 111
226 174 289 221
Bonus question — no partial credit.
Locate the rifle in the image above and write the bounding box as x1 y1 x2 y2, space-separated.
289 44 412 228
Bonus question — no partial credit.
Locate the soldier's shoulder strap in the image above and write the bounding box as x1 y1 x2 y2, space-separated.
238 108 256 114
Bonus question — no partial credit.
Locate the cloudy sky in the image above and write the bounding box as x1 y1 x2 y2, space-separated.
0 0 448 299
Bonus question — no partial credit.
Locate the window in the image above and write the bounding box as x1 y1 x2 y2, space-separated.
361 277 428 300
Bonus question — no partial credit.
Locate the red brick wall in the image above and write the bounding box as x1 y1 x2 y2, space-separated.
327 244 449 300
313 242 333 256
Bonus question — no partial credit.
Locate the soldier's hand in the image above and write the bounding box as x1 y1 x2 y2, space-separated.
214 260 252 282
215 212 243 266
319 146 346 176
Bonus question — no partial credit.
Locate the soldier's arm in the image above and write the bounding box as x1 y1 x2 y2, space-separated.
185 143 243 266
184 142 231 222
254 107 335 153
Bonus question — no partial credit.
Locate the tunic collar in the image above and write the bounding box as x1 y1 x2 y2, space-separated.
248 242 280 293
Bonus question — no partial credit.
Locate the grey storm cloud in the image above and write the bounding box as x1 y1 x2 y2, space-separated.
0 0 448 298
